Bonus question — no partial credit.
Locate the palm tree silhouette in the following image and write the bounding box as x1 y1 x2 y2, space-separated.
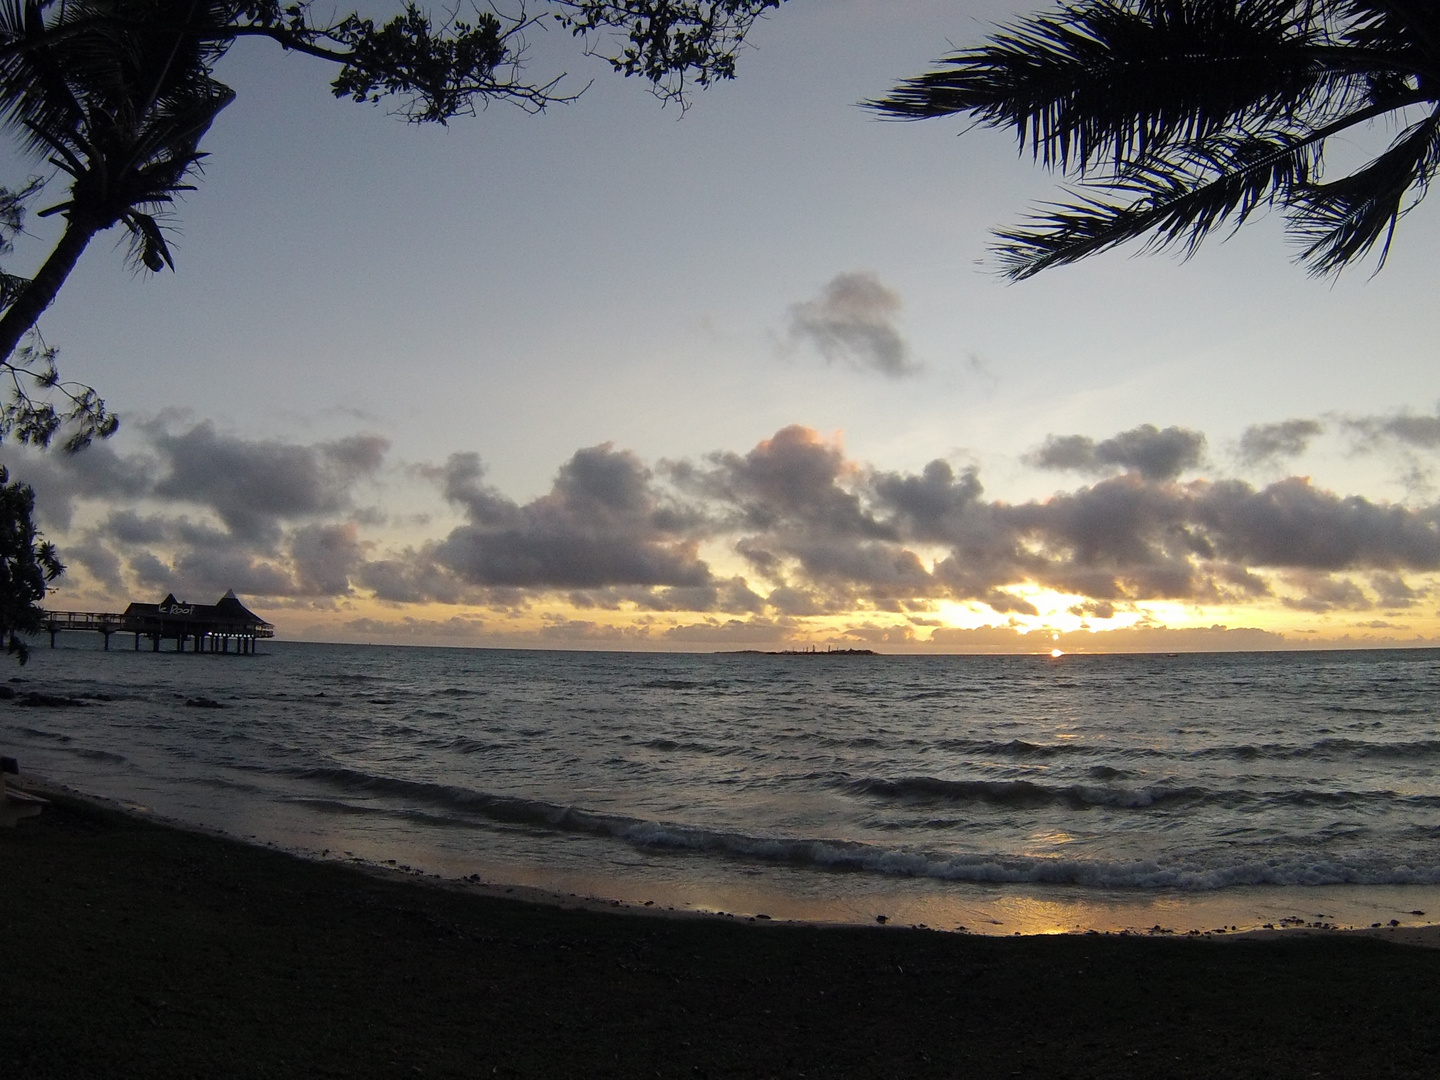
0 0 233 363
871 1 1440 278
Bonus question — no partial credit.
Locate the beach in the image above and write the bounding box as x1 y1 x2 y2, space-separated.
5 785 1440 1079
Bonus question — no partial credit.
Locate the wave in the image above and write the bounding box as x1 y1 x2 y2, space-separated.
909 735 1440 764
281 766 1440 890
1193 738 1440 761
846 775 1211 810
17 726 73 743
69 747 127 763
432 735 507 755
932 738 1165 759
841 774 1440 812
638 738 726 754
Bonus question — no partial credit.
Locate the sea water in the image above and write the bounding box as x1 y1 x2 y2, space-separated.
4 640 1439 934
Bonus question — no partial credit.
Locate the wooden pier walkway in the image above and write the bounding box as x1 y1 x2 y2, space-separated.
40 591 274 653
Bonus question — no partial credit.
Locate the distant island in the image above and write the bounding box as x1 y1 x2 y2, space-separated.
720 647 878 656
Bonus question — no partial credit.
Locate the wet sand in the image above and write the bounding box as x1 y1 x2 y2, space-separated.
5 787 1440 1077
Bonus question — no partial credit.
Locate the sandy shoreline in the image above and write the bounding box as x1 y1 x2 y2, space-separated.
6 779 1440 1077
15 771 1440 945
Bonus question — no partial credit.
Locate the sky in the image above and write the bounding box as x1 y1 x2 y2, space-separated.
4 0 1440 653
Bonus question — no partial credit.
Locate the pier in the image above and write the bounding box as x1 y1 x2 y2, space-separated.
40 591 274 653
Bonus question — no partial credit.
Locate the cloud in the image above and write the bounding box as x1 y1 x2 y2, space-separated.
1278 572 1371 613
1025 424 1206 481
677 427 1440 614
673 425 887 539
1346 408 1440 451
63 534 125 592
1237 419 1325 467
787 271 918 378
429 444 713 590
17 416 1440 639
168 546 297 598
1370 571 1426 609
3 419 389 606
4 442 154 530
357 550 468 605
663 617 792 644
290 523 365 596
148 423 388 544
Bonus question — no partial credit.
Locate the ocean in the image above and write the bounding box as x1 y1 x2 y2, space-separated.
5 639 1439 934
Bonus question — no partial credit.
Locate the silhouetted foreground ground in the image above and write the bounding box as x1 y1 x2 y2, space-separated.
5 793 1440 1079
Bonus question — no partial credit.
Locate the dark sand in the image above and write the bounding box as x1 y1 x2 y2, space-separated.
5 789 1440 1079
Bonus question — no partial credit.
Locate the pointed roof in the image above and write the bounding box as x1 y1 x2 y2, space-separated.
215 591 262 623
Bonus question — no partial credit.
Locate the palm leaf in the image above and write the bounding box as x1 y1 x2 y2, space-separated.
994 127 1321 276
876 0 1440 276
870 0 1346 173
1290 107 1440 272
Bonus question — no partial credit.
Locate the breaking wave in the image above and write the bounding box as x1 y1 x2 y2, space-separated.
284 765 1440 890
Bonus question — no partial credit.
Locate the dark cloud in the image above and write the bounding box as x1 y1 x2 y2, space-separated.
357 552 468 605
1279 573 1370 613
4 420 389 605
676 425 890 539
128 551 172 590
168 547 296 599
871 459 985 543
1370 571 1425 609
104 510 170 545
290 523 365 596
430 444 712 590
149 423 388 544
419 452 517 527
787 272 918 378
1026 424 1206 481
1194 477 1440 572
1238 419 1324 467
3 442 154 530
63 535 124 592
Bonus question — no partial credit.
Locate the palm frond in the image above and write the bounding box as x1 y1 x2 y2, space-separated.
1290 106 1440 272
870 0 1347 173
878 0 1440 276
994 127 1320 276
